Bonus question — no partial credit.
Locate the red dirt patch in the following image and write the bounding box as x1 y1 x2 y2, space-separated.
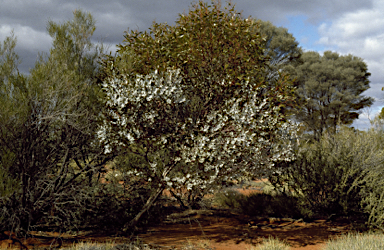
138 209 351 250
0 180 354 250
0 213 351 250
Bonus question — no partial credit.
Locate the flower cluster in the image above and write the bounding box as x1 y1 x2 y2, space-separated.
99 68 298 195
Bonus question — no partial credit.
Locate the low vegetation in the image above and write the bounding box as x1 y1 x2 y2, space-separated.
249 237 290 250
1 1 384 249
1 233 378 250
214 189 303 219
247 234 384 250
214 126 384 232
323 233 384 250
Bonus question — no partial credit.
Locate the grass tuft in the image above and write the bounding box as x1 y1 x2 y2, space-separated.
60 239 154 250
323 233 384 250
180 239 214 250
248 237 290 250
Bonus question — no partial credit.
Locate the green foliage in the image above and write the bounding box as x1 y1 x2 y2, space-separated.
287 51 373 139
120 0 266 82
214 189 302 218
358 128 384 230
113 0 297 125
100 1 298 229
256 20 302 83
214 189 245 209
271 126 384 222
323 233 384 250
0 31 20 88
0 10 112 236
241 193 302 218
66 180 165 233
378 107 384 120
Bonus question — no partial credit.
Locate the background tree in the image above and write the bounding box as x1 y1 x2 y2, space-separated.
375 107 384 120
100 0 298 231
0 10 112 236
256 20 302 83
286 50 373 139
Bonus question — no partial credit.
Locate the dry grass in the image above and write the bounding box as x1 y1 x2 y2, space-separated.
323 233 384 250
248 237 290 250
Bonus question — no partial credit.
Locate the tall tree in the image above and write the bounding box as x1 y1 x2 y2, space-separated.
100 0 298 230
0 10 111 236
286 50 373 139
256 20 302 82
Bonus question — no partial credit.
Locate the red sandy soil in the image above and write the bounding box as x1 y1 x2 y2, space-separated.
0 215 351 250
138 209 351 250
139 185 353 250
0 186 354 250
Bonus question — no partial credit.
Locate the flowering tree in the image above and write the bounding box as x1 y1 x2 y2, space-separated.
99 69 297 229
99 0 298 230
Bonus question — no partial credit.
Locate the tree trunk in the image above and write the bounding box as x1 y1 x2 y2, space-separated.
123 185 164 233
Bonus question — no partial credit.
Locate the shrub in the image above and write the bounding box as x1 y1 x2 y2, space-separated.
214 189 246 210
214 189 303 218
270 126 384 224
71 180 165 234
0 11 113 236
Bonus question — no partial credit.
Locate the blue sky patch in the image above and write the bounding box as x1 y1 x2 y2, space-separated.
278 15 326 52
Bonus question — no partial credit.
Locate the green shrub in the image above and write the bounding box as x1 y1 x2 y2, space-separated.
214 189 303 218
358 129 384 230
270 127 384 223
73 181 165 234
239 193 302 218
323 233 384 250
213 189 246 210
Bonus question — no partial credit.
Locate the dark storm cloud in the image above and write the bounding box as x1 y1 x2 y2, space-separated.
237 0 374 24
0 0 376 73
1 0 381 129
2 0 374 43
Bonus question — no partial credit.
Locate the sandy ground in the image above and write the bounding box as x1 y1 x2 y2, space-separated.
0 209 351 250
0 184 353 250
138 208 350 250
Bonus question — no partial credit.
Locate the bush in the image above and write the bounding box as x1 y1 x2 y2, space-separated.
214 189 246 210
240 193 302 218
214 189 303 218
0 11 113 236
270 127 384 224
70 179 165 234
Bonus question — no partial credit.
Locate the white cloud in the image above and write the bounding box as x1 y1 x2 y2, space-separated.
316 0 384 130
318 0 384 65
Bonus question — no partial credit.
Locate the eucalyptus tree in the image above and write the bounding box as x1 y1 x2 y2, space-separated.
100 0 298 230
256 20 302 83
286 50 373 139
0 10 111 236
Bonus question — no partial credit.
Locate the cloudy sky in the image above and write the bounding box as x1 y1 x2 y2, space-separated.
1 0 383 129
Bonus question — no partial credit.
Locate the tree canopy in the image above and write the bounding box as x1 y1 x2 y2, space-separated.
286 50 373 139
256 20 302 83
